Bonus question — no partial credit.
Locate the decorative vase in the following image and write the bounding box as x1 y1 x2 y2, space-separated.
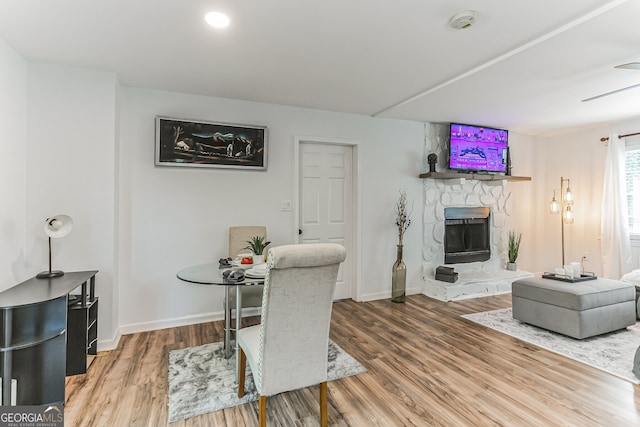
506 261 517 271
252 254 264 265
391 244 406 303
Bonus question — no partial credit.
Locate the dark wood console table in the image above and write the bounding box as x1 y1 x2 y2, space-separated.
0 270 98 405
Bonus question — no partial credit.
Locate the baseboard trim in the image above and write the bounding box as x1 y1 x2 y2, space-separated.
359 286 422 302
110 307 263 350
119 311 223 336
100 291 416 351
97 330 122 352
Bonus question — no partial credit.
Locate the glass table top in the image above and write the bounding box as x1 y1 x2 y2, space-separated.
177 262 265 285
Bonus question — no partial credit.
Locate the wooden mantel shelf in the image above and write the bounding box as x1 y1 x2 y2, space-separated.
419 171 531 182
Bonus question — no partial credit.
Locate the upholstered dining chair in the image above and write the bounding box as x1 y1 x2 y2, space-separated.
225 226 267 345
237 243 347 427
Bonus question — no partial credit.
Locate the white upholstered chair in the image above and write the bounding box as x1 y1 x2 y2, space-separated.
237 243 347 427
225 226 267 342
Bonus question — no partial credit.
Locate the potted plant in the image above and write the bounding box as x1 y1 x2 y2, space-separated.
244 236 271 264
507 231 522 271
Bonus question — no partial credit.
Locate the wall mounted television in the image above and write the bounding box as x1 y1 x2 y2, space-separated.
449 123 508 173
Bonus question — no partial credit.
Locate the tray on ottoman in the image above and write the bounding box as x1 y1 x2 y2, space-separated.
541 272 597 283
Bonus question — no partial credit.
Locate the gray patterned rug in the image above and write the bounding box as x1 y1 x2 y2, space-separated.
463 307 640 384
168 340 367 423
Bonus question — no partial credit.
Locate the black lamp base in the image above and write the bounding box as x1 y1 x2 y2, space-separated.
36 270 65 279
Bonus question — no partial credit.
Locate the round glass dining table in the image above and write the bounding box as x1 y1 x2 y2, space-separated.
177 262 265 359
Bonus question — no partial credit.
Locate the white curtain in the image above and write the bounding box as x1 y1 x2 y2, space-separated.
601 133 633 278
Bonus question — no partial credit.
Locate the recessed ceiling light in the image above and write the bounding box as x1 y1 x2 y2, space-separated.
205 12 230 29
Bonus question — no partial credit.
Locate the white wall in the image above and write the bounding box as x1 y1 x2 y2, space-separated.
507 131 538 272
0 37 27 289
117 87 425 332
535 118 640 277
25 63 118 345
0 49 425 345
8 41 637 349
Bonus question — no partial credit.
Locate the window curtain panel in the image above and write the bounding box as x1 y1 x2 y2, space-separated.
601 133 633 278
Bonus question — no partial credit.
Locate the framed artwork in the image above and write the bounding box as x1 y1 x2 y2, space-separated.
155 116 268 170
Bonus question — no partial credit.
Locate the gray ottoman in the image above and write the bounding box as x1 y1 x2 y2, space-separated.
512 276 636 339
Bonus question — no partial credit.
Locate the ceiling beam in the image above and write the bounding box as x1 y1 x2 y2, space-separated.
372 0 631 118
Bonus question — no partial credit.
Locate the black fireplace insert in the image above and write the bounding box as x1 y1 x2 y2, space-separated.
444 207 490 264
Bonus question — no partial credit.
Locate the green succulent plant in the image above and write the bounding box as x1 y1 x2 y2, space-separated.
243 236 271 255
508 231 522 263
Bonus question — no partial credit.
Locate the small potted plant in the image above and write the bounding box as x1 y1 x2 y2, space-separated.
244 236 271 264
507 231 522 271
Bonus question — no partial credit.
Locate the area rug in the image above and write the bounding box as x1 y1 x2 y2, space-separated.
463 307 640 384
168 340 367 423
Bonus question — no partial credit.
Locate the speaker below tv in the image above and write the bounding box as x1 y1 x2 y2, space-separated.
449 123 508 173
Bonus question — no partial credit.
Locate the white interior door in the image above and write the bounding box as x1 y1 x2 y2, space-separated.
299 143 354 300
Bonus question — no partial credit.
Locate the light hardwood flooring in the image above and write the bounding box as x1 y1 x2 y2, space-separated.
64 294 640 426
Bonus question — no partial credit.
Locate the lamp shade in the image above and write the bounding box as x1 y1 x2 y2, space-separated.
44 215 73 238
564 186 574 205
550 193 560 214
564 205 574 224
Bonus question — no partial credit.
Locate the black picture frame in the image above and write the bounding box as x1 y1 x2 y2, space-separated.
155 116 268 170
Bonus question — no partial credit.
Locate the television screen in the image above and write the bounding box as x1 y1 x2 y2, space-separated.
449 123 508 173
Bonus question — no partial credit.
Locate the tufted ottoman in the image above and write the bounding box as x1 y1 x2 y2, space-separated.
512 276 636 339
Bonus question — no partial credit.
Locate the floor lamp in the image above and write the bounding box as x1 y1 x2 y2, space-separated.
550 177 574 266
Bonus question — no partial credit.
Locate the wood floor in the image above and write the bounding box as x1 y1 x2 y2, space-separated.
64 294 640 426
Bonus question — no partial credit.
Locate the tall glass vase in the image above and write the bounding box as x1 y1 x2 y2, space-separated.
391 244 406 303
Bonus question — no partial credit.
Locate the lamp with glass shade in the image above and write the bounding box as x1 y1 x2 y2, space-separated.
550 177 574 265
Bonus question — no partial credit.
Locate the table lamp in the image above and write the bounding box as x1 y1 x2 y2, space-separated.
36 215 73 279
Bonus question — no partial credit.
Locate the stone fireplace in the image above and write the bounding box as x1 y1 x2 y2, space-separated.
421 123 533 301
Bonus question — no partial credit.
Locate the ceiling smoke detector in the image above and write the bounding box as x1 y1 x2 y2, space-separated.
449 10 477 30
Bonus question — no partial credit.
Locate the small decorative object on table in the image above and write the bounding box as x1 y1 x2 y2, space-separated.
506 230 521 271
218 257 233 268
392 190 412 303
427 153 438 173
244 236 271 264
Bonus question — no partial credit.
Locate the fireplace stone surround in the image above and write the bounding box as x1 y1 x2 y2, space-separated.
421 124 532 301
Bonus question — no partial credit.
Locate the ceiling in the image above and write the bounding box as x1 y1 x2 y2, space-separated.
1 0 640 136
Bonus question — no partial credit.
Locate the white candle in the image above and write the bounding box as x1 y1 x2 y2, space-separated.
564 264 573 278
571 262 581 278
